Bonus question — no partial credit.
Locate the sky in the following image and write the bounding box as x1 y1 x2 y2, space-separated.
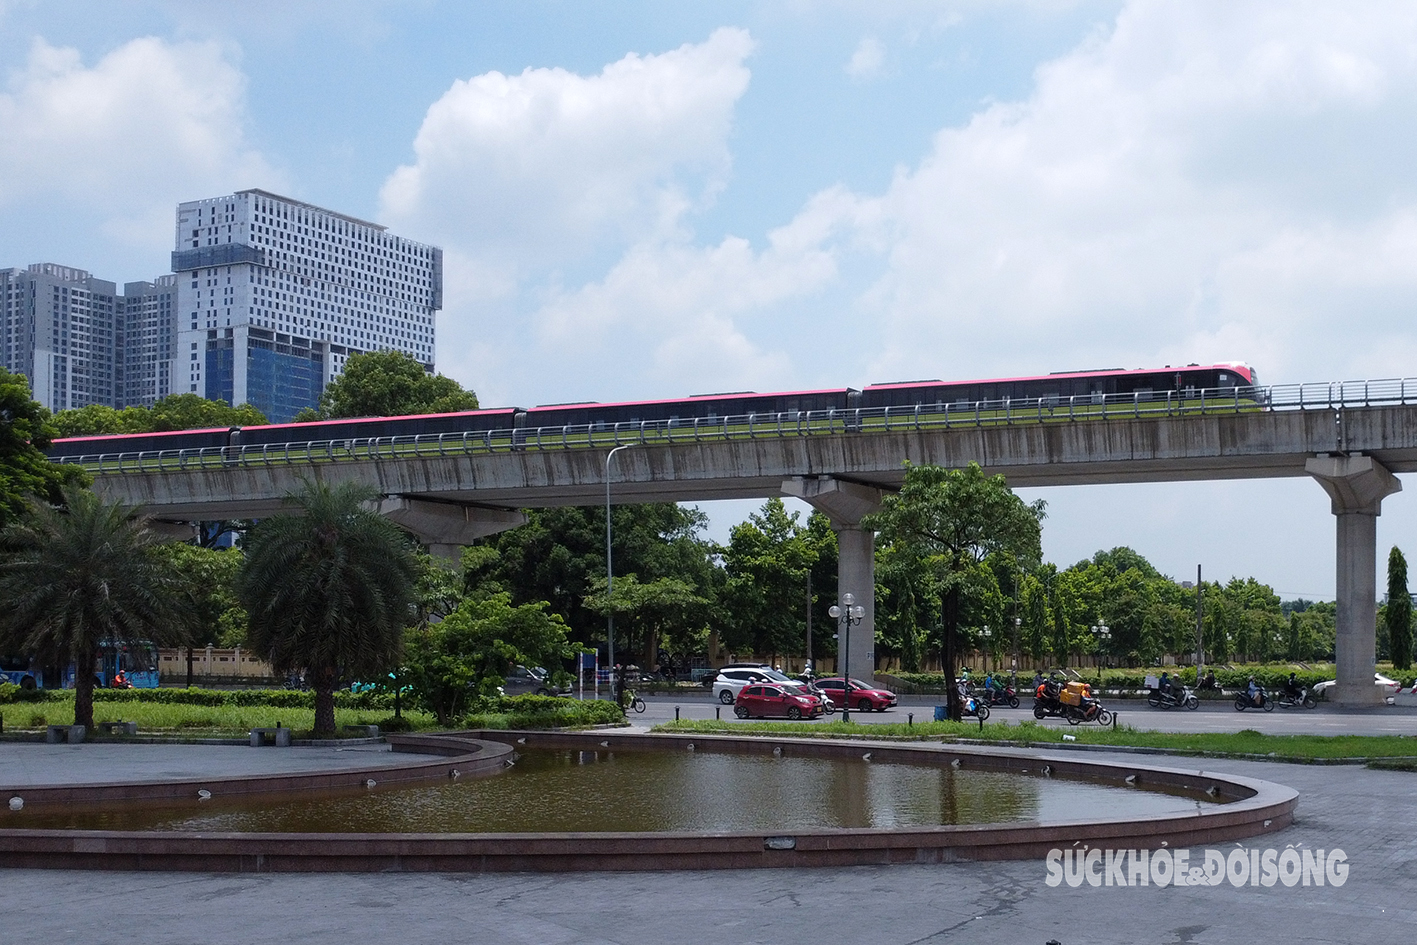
4 0 1417 599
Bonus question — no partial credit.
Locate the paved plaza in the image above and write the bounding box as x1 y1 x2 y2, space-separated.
2 720 1415 945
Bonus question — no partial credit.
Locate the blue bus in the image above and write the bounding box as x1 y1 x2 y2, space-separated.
0 642 161 690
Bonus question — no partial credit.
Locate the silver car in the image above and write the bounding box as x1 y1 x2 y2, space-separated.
500 665 565 697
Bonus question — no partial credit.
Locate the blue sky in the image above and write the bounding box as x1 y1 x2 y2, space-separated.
5 0 1417 599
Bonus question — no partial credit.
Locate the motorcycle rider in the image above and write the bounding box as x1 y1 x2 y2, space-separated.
1158 671 1171 702
1247 676 1264 707
1284 672 1302 700
983 673 997 703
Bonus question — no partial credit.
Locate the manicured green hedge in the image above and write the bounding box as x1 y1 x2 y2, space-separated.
0 686 398 710
461 695 625 729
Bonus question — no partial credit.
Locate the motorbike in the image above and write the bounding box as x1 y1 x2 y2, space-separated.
1147 685 1199 710
1233 689 1275 712
1276 687 1317 710
981 684 1020 709
1032 681 1112 726
960 691 990 721
801 681 837 715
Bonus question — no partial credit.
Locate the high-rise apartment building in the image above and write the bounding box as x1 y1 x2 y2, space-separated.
172 189 442 422
118 275 177 408
1 264 177 414
1 263 119 412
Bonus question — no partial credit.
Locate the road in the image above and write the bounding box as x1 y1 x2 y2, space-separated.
631 691 1417 735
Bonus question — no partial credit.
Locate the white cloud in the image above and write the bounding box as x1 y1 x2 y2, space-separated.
380 28 754 277
839 2 1417 387
846 36 886 79
0 37 278 253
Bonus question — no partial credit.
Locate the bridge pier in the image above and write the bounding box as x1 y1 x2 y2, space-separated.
782 477 884 682
378 497 526 560
1306 454 1402 706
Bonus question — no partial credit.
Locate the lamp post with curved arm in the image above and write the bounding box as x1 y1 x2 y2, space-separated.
830 592 866 722
606 443 635 707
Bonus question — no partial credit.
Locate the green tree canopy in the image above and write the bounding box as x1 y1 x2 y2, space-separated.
583 572 710 668
0 367 87 526
237 480 418 733
300 350 478 420
474 502 721 655
719 499 837 662
403 592 575 725
865 462 1044 718
52 394 267 437
0 486 190 728
150 542 247 649
1387 546 1412 670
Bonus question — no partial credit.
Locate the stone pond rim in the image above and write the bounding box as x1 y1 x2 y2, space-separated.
0 730 1299 873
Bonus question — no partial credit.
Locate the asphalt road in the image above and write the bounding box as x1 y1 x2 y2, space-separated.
634 691 1417 735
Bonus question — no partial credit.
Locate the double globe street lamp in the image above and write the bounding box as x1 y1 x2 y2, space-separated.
829 592 866 722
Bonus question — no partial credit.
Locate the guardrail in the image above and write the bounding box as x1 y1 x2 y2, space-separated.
55 378 1417 475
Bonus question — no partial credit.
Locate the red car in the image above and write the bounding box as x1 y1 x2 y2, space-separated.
734 684 826 720
813 677 898 712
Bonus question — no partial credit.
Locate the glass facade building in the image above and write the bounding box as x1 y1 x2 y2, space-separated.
172 189 442 423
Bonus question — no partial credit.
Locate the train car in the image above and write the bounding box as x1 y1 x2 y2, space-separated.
46 426 235 461
233 407 521 448
859 363 1258 410
521 388 856 432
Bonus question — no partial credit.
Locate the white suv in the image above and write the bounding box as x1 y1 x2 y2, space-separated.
713 666 806 705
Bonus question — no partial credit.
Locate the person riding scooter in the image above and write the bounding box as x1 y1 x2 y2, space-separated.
1246 676 1265 707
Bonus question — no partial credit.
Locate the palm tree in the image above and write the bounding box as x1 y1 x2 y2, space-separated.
0 486 189 731
237 479 417 734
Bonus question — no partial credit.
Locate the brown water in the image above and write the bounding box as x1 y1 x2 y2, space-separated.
8 749 1223 833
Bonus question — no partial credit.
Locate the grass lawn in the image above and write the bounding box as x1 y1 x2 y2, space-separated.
0 701 438 737
653 718 1417 764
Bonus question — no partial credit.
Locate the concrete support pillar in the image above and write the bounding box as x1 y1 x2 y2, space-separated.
782 477 884 681
1306 454 1402 706
377 497 526 561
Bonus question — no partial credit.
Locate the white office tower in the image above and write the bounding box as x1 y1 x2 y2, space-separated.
171 189 443 422
0 264 178 413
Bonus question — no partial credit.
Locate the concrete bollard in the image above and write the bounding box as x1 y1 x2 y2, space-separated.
715 706 721 720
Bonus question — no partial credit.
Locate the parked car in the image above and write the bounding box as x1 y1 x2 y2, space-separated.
499 665 566 697
813 677 898 712
734 684 826 720
1312 672 1401 698
713 667 808 705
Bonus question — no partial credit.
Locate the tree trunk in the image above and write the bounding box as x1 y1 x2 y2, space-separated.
73 645 97 731
186 647 194 688
312 665 337 735
943 585 961 721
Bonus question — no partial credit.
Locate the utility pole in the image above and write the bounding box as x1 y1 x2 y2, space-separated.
1195 564 1205 684
805 569 813 675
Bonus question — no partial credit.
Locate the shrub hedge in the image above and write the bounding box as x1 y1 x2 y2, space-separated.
461 694 624 729
0 685 398 710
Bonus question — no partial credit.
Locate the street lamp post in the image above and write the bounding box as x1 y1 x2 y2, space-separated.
1090 618 1111 686
829 592 866 722
606 443 635 707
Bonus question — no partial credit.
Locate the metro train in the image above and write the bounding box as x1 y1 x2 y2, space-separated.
45 362 1258 460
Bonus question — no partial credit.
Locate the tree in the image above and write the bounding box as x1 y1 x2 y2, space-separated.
583 572 709 668
52 393 267 437
865 463 1044 719
720 499 835 662
403 592 575 725
150 543 248 684
0 486 189 729
475 502 721 652
1388 546 1413 670
237 480 418 733
0 366 87 527
300 350 478 420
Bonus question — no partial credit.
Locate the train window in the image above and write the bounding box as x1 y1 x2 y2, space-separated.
1219 373 1230 385
1135 388 1153 401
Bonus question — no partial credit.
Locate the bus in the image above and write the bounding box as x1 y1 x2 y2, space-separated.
0 642 161 690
